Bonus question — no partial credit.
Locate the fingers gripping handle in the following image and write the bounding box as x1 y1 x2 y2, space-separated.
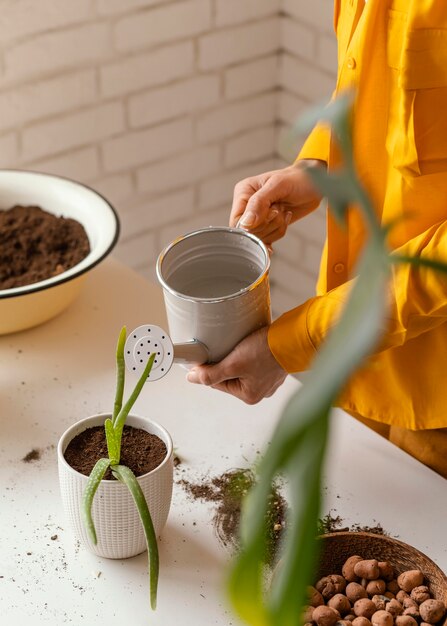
124 325 209 381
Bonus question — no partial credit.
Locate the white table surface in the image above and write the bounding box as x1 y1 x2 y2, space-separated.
1 258 445 626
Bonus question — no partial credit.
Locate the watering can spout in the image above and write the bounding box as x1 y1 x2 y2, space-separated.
124 325 209 381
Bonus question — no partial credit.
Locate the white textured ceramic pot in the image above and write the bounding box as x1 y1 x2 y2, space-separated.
57 413 173 559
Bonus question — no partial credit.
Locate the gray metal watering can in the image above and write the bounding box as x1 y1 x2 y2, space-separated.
125 227 272 381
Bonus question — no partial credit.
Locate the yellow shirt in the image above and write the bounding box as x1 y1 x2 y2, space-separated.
268 0 447 430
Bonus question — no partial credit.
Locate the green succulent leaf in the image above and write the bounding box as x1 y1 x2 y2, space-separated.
112 326 127 425
114 352 156 451
82 457 111 545
105 418 119 465
112 464 159 610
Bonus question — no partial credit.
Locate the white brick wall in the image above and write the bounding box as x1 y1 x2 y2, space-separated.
128 75 220 128
4 23 110 83
96 0 168 16
102 118 194 172
114 0 212 52
136 145 221 195
29 147 100 183
282 0 335 34
224 56 278 101
22 102 125 162
0 132 19 168
0 71 97 132
215 0 280 27
198 17 279 70
0 0 338 321
197 93 276 144
0 0 95 44
99 41 194 98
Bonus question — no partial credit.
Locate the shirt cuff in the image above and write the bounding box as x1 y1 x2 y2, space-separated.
267 299 318 373
296 122 331 164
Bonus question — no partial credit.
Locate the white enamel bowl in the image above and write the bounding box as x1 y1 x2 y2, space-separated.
0 170 119 334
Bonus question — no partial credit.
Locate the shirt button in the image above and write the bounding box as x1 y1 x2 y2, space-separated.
333 263 345 274
346 57 356 69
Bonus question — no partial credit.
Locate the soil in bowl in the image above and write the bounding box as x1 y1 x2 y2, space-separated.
63 426 167 480
0 205 90 289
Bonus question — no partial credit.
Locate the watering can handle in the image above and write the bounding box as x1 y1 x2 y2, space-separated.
173 340 209 365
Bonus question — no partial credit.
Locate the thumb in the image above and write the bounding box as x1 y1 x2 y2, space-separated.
238 186 273 230
186 362 230 387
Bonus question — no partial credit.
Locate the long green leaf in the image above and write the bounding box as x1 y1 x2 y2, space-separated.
392 254 447 274
230 251 389 623
105 418 119 465
112 464 159 610
228 541 269 625
295 92 353 139
230 94 391 623
257 238 389 480
303 168 351 226
295 91 355 167
112 326 127 425
268 411 328 625
113 353 156 451
230 89 447 625
228 406 331 626
82 457 111 545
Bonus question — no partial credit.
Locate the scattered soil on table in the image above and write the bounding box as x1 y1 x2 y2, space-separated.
350 522 389 535
179 468 287 567
64 425 167 480
317 512 389 536
22 448 41 463
173 454 182 467
0 205 90 289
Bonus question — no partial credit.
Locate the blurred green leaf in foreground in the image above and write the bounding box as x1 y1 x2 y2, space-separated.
228 93 447 626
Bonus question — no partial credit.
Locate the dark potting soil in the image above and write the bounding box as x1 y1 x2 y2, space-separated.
64 425 167 480
0 205 90 289
22 448 41 463
317 512 389 536
179 468 287 567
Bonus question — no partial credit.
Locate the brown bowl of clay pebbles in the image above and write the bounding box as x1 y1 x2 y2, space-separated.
305 533 446 626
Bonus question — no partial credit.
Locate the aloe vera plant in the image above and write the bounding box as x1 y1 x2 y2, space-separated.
81 326 159 609
228 94 447 626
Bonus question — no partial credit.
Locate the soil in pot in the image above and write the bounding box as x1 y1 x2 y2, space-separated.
0 205 90 289
64 425 167 480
